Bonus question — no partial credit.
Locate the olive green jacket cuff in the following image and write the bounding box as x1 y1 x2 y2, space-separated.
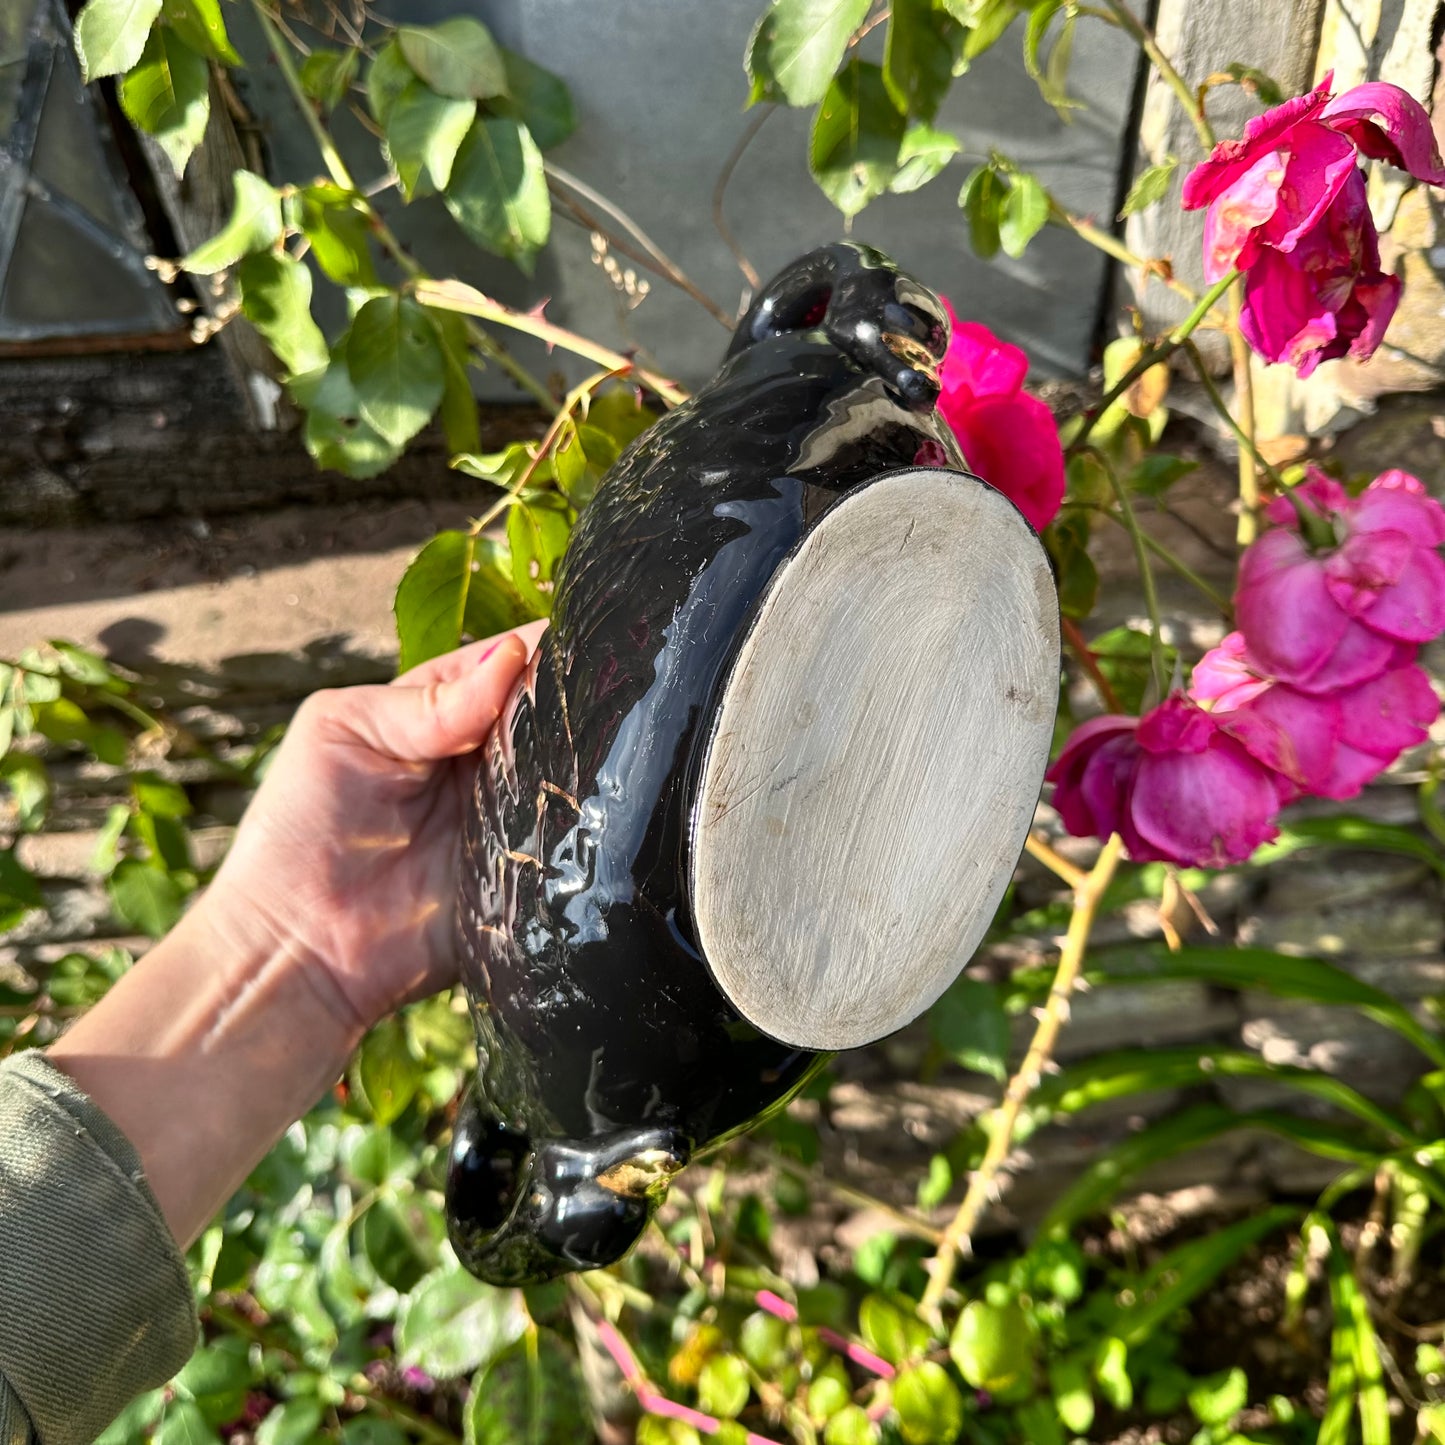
0 1052 199 1445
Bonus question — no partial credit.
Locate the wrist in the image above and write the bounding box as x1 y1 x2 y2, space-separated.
49 893 363 1247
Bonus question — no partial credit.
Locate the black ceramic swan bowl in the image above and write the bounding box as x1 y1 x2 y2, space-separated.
446 242 1060 1285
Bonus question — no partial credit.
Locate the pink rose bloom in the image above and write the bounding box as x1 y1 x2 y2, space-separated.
1235 469 1445 689
1047 695 1285 868
936 300 1064 533
1191 631 1438 800
1235 170 1401 378
1182 73 1444 376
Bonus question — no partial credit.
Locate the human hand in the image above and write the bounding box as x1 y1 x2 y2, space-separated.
197 621 545 1033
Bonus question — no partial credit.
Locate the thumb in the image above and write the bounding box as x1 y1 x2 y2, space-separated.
315 633 530 762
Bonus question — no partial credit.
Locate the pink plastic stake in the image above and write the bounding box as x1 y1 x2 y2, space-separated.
594 1317 783 1445
754 1290 896 1380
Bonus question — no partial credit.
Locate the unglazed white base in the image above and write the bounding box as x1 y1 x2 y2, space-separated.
690 467 1059 1051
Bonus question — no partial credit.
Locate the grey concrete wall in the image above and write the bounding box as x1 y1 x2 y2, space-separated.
233 0 1146 391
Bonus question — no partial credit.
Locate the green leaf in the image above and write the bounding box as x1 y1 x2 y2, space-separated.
507 493 573 617
48 950 122 1007
355 1017 422 1125
916 1152 952 1210
1049 1353 1094 1435
892 1361 964 1445
341 1423 406 1445
1129 453 1197 496
1110 1208 1298 1348
1324 1233 1390 1445
49 640 118 687
1093 1335 1131 1411
299 47 359 112
108 858 184 937
858 1293 930 1366
496 49 576 150
398 1271 528 1381
1219 63 1284 106
1188 1367 1248 1427
964 0 1017 59
174 1338 251 1425
360 1198 429 1293
0 848 43 932
1118 156 1178 219
1088 623 1176 714
299 183 376 287
74 0 163 82
237 251 329 377
808 59 906 217
698 1353 751 1418
393 529 532 674
746 0 871 107
890 123 961 194
929 975 1009 1080
347 295 446 447
1000 170 1049 258
950 1299 1032 1392
255 1401 324 1445
117 24 209 177
739 1311 791 1374
444 117 551 272
883 0 963 120
1257 813 1445 880
386 81 476 198
366 40 413 131
295 347 403 479
92 797 130 872
161 0 238 64
132 771 190 817
436 314 481 456
585 387 657 450
466 1331 588 1445
824 1406 879 1445
95 1389 167 1445
958 163 1002 258
2 754 50 832
153 1401 219 1445
399 18 507 100
1090 942 1445 1067
181 170 283 274
1043 512 1097 619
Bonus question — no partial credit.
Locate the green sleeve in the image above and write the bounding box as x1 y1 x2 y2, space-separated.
0 1052 200 1445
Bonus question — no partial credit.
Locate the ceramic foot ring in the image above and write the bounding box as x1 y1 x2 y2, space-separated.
446 242 1061 1285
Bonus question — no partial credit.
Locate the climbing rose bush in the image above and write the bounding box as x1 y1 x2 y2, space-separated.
1182 74 1445 375
1050 469 1444 866
936 301 1065 532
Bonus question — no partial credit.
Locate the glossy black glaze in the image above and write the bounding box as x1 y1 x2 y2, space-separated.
449 242 967 1285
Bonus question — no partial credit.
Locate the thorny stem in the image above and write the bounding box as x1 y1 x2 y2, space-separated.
1227 286 1261 543
593 1314 783 1445
1097 0 1216 151
919 835 1126 1320
1090 448 1170 698
247 0 557 410
465 367 629 536
417 279 688 405
1060 615 1125 713
1048 202 1197 303
1068 270 1239 456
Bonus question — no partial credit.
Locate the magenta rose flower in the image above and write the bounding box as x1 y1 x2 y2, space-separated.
1235 469 1445 689
1191 631 1438 800
1047 695 1285 868
936 300 1065 533
1183 73 1445 376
